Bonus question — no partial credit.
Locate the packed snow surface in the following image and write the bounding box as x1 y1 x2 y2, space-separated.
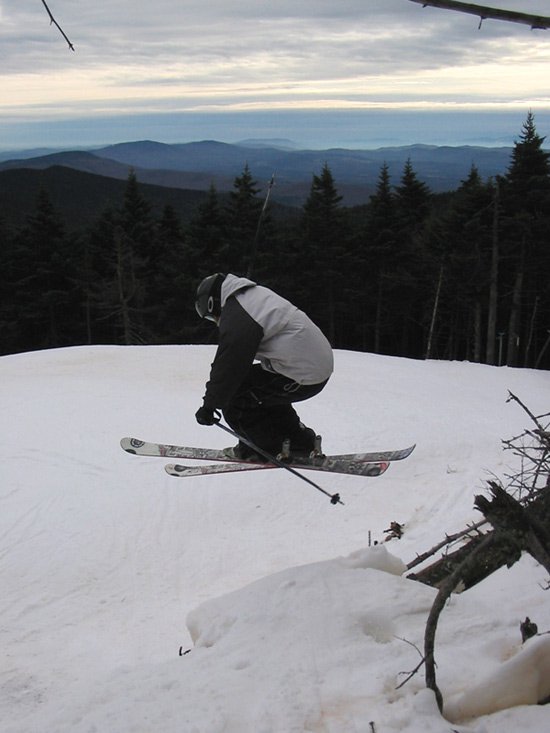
2 345 550 733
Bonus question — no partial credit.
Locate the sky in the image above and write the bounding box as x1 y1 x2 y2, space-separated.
1 1 550 149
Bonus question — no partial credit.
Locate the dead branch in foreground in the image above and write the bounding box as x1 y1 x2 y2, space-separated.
408 394 549 589
408 0 550 30
417 397 549 712
41 0 75 51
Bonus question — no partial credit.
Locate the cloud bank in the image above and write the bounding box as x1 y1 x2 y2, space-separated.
0 1 549 146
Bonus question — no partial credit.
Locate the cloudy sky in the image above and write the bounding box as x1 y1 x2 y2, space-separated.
1 0 550 149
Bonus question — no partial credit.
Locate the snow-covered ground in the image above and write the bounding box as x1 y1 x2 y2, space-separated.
1 345 549 733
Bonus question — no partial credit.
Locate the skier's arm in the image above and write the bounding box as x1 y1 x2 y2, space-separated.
202 297 263 410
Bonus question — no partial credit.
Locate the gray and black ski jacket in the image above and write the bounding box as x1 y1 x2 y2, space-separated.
202 274 333 410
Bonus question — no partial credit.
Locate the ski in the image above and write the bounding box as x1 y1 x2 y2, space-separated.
164 457 389 478
120 437 415 464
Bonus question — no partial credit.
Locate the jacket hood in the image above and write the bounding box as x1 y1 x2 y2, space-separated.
221 274 256 307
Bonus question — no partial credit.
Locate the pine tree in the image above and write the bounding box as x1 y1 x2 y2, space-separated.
506 111 550 205
395 158 431 225
299 164 346 345
149 204 192 343
187 183 228 277
113 171 158 343
501 112 550 367
79 172 159 345
391 159 433 356
9 189 76 351
360 163 398 352
0 216 17 354
120 169 157 260
432 166 494 361
83 207 118 344
225 165 263 273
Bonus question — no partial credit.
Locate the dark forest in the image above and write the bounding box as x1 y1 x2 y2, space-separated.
1 113 549 369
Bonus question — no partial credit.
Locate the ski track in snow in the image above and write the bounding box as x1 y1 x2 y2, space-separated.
1 345 550 733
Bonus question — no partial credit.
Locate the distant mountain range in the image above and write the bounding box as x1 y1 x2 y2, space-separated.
0 166 213 230
0 139 515 209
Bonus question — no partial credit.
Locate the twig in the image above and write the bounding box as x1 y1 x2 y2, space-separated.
507 391 548 433
395 636 426 689
396 658 426 689
41 0 75 51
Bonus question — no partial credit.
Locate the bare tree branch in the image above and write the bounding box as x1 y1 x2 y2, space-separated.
506 391 550 434
41 0 75 51
424 533 495 711
406 519 487 571
408 0 550 30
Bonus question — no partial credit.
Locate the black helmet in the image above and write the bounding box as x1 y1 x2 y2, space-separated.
195 273 225 322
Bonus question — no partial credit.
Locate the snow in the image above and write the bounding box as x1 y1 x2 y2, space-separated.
1 344 550 733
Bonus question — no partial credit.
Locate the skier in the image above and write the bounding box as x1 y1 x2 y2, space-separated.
194 273 334 461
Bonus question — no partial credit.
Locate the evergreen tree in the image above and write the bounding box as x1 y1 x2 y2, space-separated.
120 169 157 260
149 204 192 343
500 112 550 367
391 159 433 356
112 171 158 343
0 216 17 354
299 163 346 345
430 167 494 361
358 163 398 352
394 158 431 225
77 173 159 345
83 207 119 344
187 183 228 277
225 165 263 273
8 189 76 351
506 111 550 205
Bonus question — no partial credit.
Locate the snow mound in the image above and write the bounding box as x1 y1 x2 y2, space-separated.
176 547 444 732
445 635 550 722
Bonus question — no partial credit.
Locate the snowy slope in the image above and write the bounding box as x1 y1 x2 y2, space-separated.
1 345 549 733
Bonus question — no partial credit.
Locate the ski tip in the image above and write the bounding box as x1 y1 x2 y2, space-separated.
165 464 194 477
396 444 416 460
120 437 144 454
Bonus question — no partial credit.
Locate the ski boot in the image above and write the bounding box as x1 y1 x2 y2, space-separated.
223 444 267 463
277 433 325 463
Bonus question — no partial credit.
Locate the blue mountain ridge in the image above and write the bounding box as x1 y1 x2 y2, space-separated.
0 139 514 205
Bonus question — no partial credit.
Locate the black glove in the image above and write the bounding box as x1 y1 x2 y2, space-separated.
195 405 218 426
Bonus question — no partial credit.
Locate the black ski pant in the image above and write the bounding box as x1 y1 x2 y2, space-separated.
222 364 328 456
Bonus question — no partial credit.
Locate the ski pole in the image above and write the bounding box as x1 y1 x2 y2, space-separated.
213 417 343 506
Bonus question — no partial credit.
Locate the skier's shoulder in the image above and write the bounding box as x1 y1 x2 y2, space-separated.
221 274 256 305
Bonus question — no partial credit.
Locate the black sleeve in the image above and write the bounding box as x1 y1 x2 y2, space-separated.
202 296 263 409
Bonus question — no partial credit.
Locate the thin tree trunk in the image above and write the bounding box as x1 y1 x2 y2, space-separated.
535 331 550 369
374 273 383 354
506 267 523 367
473 299 482 362
486 182 499 365
425 264 444 359
115 230 133 345
524 295 539 368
